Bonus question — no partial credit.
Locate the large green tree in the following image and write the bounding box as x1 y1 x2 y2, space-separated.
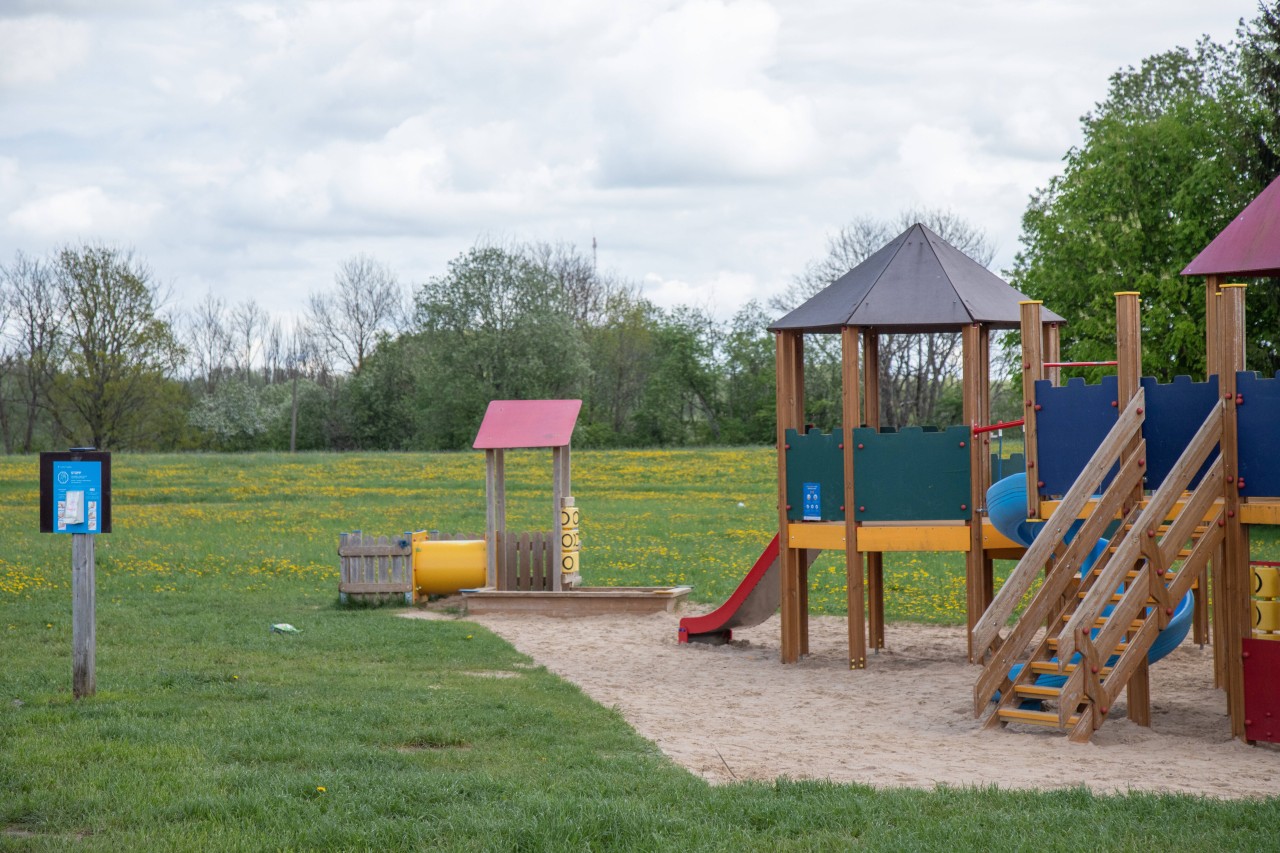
50 244 186 449
1011 36 1271 379
412 246 587 449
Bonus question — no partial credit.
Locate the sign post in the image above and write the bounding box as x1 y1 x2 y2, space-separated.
39 449 112 699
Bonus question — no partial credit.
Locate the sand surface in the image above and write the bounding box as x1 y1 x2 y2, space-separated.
403 607 1280 799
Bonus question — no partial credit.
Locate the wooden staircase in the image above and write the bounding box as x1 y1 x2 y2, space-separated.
972 390 1226 742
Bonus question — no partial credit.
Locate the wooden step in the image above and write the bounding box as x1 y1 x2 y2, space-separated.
1029 660 1114 677
1047 637 1128 654
1012 683 1062 698
1061 614 1146 631
997 707 1081 727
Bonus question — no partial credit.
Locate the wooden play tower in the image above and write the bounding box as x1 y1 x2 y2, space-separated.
768 223 1063 668
973 173 1280 743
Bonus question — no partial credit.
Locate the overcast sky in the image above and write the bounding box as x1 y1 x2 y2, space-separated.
0 1 1251 325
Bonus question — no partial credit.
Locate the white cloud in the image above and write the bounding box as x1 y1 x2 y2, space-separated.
0 14 91 86
7 186 161 239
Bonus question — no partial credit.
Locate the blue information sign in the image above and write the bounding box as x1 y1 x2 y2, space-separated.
52 460 103 534
802 481 822 521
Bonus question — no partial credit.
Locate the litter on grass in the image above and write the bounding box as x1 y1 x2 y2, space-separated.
270 623 301 634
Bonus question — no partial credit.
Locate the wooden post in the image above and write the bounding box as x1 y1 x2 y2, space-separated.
1204 275 1223 664
1019 302 1045 522
72 533 95 698
962 323 990 662
863 331 884 651
1115 291 1150 726
841 326 866 669
1219 283 1248 739
776 330 804 664
1042 322 1062 387
551 446 566 592
486 449 506 589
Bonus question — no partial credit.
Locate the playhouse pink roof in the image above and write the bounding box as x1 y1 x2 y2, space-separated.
472 399 581 449
1183 173 1280 277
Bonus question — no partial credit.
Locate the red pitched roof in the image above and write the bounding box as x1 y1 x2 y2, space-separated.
472 400 581 449
1183 173 1280 277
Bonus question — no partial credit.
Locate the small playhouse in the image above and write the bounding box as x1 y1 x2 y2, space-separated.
339 399 690 616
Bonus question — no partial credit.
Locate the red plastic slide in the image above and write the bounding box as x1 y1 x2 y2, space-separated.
677 535 782 645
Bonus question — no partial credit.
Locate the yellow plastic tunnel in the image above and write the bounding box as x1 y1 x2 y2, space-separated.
1253 565 1280 598
1254 600 1280 633
413 534 486 596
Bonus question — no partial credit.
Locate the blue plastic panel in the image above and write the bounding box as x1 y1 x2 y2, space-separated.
1140 375 1219 491
1238 371 1280 499
1034 376 1119 497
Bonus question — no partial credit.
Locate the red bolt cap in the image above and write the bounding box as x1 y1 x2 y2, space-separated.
1034 404 1042 412
1026 400 1033 407
1091 665 1098 674
785 443 791 450
859 505 866 513
840 505 845 512
959 441 966 448
1246 719 1253 726
1147 529 1156 538
1218 519 1225 527
1136 407 1144 415
1111 400 1118 407
1027 461 1035 469
1239 479 1247 489
1101 707 1109 715
1229 510 1236 518
960 504 968 511
1237 394 1244 405
1165 607 1174 616
786 504 792 510
1082 628 1090 635
857 443 864 450
1037 480 1045 488
1137 459 1145 467
1243 650 1251 659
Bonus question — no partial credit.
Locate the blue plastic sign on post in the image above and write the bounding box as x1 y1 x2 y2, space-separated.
802 482 822 521
39 450 111 534
52 460 102 533
39 449 111 699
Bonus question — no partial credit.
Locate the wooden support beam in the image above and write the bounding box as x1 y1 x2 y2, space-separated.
1042 322 1062 387
1115 291 1150 725
776 330 804 664
486 449 506 589
1020 302 1045 523
842 326 866 669
1219 283 1248 739
863 331 884 650
962 323 989 662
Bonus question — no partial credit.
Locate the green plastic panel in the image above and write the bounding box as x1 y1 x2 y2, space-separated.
852 425 972 522
784 428 845 522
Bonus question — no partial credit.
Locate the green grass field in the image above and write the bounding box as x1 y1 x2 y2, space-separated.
2 451 1279 850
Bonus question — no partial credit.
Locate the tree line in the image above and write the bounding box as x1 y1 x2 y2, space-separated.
4 3 1279 454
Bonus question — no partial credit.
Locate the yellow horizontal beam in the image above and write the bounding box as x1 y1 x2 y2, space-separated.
787 522 971 552
1241 501 1280 525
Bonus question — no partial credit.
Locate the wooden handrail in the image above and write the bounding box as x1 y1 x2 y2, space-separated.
1057 400 1223 665
971 389 1147 653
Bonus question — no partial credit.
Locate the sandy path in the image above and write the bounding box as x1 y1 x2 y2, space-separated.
403 608 1280 799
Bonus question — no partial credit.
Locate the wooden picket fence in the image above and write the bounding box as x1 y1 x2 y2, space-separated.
500 531 556 591
338 530 412 605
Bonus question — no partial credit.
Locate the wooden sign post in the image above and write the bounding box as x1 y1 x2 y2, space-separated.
39 449 112 699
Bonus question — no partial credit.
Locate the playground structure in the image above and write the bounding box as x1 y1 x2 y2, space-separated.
681 178 1280 744
340 399 689 615
681 222 1061 660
